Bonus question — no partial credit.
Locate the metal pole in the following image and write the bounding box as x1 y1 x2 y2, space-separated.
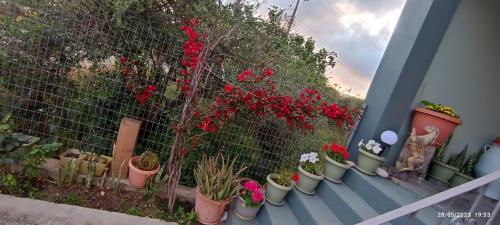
486 198 500 225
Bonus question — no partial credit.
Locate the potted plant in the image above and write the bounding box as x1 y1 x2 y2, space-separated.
234 180 265 220
128 150 160 188
428 137 458 184
413 100 462 145
78 151 112 177
265 167 298 205
295 152 323 194
322 143 352 183
194 154 246 225
356 139 384 175
449 146 483 187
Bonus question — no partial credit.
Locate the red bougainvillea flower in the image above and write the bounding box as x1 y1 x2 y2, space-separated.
292 172 300 183
120 56 128 64
224 84 234 93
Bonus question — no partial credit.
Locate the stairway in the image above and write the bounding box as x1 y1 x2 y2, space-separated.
225 169 442 225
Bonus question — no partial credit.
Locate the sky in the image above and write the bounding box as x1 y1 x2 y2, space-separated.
255 0 406 98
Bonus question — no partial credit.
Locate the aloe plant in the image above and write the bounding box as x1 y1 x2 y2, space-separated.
460 148 484 177
194 154 246 201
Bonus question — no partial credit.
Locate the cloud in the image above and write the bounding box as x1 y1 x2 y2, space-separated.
256 0 405 98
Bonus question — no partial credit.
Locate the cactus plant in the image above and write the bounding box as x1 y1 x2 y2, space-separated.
132 150 159 171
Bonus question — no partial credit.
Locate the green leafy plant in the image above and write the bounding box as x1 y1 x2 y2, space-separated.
174 206 196 225
132 150 159 171
447 145 468 168
435 135 453 162
85 152 97 189
274 166 296 187
194 154 246 201
63 192 81 205
0 173 17 187
58 158 79 185
24 143 62 179
112 160 126 194
126 207 144 217
0 113 40 171
460 148 485 177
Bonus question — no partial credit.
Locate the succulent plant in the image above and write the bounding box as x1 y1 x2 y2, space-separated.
133 150 159 171
447 145 467 168
1 113 40 169
460 148 484 177
194 154 246 201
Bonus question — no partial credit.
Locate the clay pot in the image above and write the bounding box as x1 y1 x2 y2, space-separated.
78 153 112 177
195 187 230 225
59 149 82 169
127 156 160 188
412 107 462 145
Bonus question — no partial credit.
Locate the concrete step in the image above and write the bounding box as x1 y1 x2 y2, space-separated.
257 202 301 225
343 169 440 225
287 188 344 225
316 180 393 225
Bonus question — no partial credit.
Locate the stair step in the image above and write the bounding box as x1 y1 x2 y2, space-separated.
343 169 440 225
317 180 393 225
258 202 301 225
287 188 344 225
224 200 261 225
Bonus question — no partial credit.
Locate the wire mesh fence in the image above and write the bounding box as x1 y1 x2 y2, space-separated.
0 1 362 186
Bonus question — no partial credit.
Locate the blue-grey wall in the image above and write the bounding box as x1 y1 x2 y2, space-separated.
347 0 460 162
387 0 500 163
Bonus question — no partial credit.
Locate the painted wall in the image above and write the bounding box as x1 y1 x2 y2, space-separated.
387 0 500 163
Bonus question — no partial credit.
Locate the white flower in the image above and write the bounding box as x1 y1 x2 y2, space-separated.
300 153 310 163
358 139 364 147
372 145 382 154
308 152 319 163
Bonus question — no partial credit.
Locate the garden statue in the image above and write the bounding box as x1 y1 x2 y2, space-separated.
394 126 439 179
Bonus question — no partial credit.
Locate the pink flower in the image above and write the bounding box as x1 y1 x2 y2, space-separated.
251 191 264 203
244 181 259 192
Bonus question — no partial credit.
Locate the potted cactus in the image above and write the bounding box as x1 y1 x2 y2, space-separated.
128 150 160 188
296 152 323 194
265 167 298 205
78 151 112 177
323 143 352 183
234 180 265 220
194 154 246 225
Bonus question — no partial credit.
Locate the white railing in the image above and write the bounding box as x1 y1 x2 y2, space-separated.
356 169 500 225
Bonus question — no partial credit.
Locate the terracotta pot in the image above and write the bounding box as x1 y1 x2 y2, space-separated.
428 160 458 184
265 174 292 205
127 156 160 188
412 107 462 145
324 155 352 183
78 153 112 177
356 148 384 175
195 187 230 225
59 149 82 169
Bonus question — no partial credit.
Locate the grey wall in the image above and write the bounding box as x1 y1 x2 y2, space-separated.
387 0 500 163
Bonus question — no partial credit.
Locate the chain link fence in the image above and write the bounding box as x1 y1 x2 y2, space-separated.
0 1 362 186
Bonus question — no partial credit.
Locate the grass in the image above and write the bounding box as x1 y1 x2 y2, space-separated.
63 192 81 205
125 207 144 217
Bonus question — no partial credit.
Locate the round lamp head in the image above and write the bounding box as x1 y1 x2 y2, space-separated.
381 130 398 145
